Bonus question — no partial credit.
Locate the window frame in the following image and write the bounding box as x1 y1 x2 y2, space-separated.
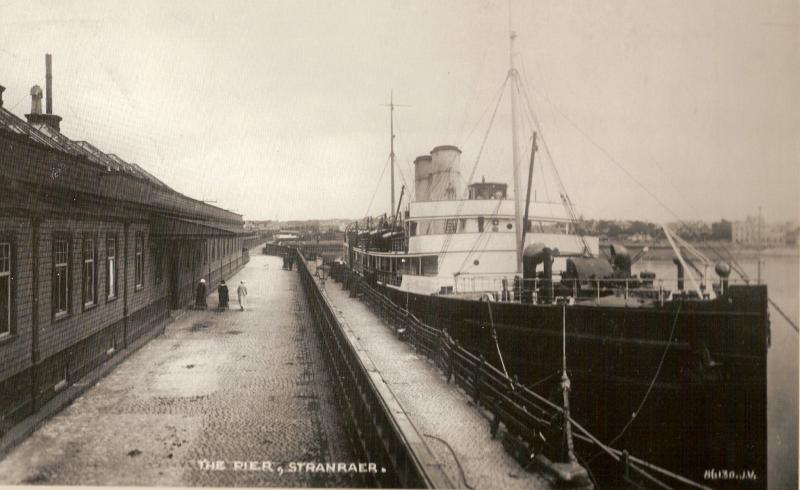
52 232 72 319
82 233 97 309
134 232 144 291
0 236 15 339
106 234 118 301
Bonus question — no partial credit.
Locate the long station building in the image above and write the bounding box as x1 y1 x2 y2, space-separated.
0 56 259 434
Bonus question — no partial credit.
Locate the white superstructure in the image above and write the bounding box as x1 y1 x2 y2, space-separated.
347 144 599 295
347 30 600 296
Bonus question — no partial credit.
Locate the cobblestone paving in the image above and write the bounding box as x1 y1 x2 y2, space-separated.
0 255 361 487
323 280 553 490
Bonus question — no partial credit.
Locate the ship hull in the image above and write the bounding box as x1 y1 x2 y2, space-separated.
370 278 768 486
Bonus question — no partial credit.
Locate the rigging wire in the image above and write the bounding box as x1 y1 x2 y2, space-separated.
462 75 510 193
524 369 561 390
770 298 799 333
392 114 417 201
460 74 510 155
455 41 491 146
435 75 510 266
516 92 557 217
364 154 391 218
522 56 745 272
454 198 504 276
519 58 796 333
516 74 592 254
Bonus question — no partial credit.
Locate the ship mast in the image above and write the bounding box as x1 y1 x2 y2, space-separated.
509 31 524 273
383 91 408 219
390 90 396 217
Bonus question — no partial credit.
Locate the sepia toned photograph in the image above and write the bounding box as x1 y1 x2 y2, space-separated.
0 1 797 489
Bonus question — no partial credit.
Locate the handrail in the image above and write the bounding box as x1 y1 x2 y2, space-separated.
333 265 709 490
295 250 453 489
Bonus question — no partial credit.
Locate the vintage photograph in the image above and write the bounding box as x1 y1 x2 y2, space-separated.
0 1 797 489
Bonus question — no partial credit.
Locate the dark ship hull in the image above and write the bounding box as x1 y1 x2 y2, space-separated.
368 277 768 486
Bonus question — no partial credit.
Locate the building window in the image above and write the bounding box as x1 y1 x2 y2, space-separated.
53 235 71 316
0 240 12 336
212 240 216 260
135 233 144 289
82 235 97 308
106 235 117 299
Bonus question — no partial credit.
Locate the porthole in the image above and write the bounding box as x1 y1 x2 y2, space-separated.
473 259 480 266
506 223 513 230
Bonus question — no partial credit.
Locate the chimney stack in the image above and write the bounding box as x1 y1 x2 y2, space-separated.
25 54 62 131
46 53 53 114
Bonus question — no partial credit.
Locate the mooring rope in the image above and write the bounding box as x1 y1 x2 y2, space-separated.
603 301 683 451
482 296 513 390
769 297 799 333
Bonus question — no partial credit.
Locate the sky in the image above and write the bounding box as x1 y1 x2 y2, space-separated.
1 0 797 223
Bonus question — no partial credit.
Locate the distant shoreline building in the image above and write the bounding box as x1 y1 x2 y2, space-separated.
0 56 260 433
731 215 795 247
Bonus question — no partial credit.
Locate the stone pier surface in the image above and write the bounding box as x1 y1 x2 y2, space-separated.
321 275 554 490
0 255 359 487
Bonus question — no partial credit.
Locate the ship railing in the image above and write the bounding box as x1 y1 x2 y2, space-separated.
455 273 750 303
375 270 403 287
339 268 711 490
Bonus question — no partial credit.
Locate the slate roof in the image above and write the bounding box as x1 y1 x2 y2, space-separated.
0 106 170 190
0 101 241 224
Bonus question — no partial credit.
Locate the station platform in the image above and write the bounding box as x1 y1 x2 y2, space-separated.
320 273 554 490
0 255 359 487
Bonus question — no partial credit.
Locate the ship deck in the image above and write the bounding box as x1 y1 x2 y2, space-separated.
319 270 555 490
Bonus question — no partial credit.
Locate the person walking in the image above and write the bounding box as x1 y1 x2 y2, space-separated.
217 280 229 310
195 278 207 309
237 280 248 311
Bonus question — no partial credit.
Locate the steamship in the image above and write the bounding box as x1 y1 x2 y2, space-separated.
342 30 769 487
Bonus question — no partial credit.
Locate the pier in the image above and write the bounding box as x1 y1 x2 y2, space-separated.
0 253 360 487
306 260 554 489
0 250 562 488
